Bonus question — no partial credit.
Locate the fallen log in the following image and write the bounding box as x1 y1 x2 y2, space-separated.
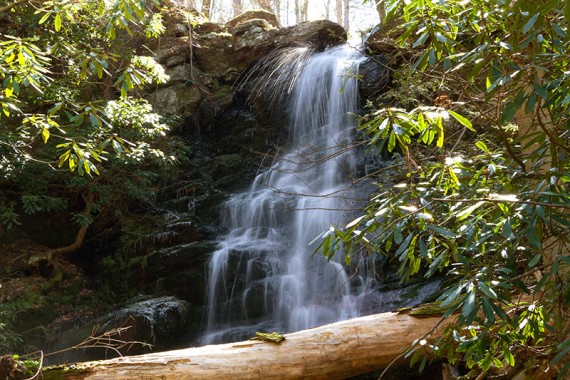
41 310 449 380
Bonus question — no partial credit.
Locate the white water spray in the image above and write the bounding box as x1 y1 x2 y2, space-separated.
202 44 372 344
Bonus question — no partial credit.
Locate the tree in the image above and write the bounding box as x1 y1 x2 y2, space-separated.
0 0 183 257
320 0 570 376
233 0 242 16
335 0 342 25
343 0 349 30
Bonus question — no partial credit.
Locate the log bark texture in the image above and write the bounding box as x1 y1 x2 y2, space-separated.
43 310 448 380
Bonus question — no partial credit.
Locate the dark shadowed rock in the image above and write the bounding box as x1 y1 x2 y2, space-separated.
358 54 391 100
47 296 190 364
363 22 402 55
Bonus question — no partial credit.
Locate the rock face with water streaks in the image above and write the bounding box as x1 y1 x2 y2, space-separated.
147 10 347 119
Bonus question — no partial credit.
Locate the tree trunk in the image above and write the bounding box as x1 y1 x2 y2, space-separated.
301 0 308 21
232 0 242 16
46 192 94 259
274 0 281 21
343 0 349 31
376 0 386 22
254 0 272 11
41 310 451 379
202 0 214 18
335 0 342 25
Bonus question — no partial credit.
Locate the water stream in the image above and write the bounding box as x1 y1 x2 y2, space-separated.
202 45 374 344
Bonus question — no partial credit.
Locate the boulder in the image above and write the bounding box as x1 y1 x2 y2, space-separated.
364 23 402 55
193 21 227 35
358 54 391 100
226 9 280 29
47 296 190 364
155 36 192 66
233 19 276 51
146 83 203 118
270 20 347 51
194 33 241 79
193 19 347 81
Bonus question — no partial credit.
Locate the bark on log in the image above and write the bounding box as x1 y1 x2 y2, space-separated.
42 310 450 380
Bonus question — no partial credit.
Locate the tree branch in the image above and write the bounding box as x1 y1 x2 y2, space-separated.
432 197 570 209
0 0 30 14
46 192 95 259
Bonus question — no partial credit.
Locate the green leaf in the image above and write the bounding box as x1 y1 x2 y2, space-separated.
475 141 489 153
448 110 475 131
502 218 512 239
413 32 429 48
41 127 50 143
478 282 497 300
481 297 495 324
38 11 51 25
462 290 476 317
426 224 457 238
533 82 548 99
552 339 570 365
528 254 542 268
388 130 396 152
456 201 485 221
439 284 464 307
54 12 62 31
523 13 539 34
434 32 447 43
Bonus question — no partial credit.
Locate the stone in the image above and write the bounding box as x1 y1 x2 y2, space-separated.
363 22 402 54
155 36 191 65
46 296 190 364
146 83 203 118
233 19 275 51
226 9 280 29
270 20 347 51
358 54 391 100
193 22 227 35
194 33 241 79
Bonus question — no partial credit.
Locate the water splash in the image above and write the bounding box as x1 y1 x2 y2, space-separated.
202 44 373 344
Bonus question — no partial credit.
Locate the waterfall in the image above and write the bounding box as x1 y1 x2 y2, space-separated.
202 44 372 344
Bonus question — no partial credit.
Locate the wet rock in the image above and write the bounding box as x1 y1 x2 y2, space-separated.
358 54 391 100
143 241 216 303
198 85 234 127
47 296 190 364
360 279 442 315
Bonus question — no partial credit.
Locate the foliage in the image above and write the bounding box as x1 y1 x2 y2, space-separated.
320 0 570 376
0 1 186 235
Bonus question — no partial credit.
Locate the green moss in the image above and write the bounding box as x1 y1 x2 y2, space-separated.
40 363 94 380
250 331 285 343
400 302 445 317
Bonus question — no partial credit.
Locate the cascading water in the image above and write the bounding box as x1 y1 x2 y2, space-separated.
202 44 373 344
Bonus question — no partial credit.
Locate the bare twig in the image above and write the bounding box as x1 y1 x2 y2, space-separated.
25 350 43 380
